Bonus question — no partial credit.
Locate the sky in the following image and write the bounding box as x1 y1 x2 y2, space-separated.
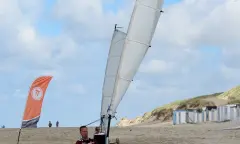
0 0 240 128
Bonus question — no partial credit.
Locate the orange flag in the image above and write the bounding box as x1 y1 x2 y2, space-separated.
21 76 52 128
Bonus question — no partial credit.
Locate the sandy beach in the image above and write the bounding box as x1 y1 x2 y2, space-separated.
1 121 240 144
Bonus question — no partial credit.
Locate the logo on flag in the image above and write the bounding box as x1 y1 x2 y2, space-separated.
31 87 43 101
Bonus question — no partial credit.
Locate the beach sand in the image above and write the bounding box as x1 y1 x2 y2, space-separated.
1 121 240 144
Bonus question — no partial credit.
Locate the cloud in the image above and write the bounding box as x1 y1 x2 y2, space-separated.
53 0 133 42
115 0 240 119
0 0 82 72
69 84 86 95
0 94 8 102
221 65 240 83
1 0 240 127
0 0 83 105
147 0 240 79
12 89 27 99
140 60 175 74
51 0 240 112
153 1 239 50
0 1 47 69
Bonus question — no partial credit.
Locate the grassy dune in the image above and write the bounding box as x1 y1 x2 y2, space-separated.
217 86 240 104
117 86 240 127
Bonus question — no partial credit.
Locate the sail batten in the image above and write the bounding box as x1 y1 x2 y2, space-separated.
108 0 164 116
125 38 151 46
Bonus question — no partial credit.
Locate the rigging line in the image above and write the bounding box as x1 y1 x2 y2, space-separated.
85 118 101 126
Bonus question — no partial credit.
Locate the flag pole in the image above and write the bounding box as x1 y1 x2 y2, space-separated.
16 128 22 144
16 86 31 144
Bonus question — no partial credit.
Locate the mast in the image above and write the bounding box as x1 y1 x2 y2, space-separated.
106 114 112 137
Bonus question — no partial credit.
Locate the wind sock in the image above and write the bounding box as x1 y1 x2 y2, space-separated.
21 76 52 128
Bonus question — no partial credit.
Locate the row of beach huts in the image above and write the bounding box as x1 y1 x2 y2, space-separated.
173 104 240 125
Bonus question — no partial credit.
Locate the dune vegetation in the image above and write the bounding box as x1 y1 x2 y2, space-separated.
117 86 240 127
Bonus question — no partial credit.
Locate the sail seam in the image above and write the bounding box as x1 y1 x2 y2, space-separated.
109 55 121 58
126 38 150 47
113 38 126 46
105 75 119 77
119 77 132 82
137 1 162 12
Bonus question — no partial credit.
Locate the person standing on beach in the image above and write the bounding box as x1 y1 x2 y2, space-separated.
56 121 59 127
48 121 52 128
75 126 95 144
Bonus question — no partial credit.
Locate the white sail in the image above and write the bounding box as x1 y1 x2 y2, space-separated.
100 28 127 132
108 0 164 115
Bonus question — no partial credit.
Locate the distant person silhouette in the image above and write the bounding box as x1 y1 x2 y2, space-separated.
56 121 59 127
93 126 100 140
48 121 52 128
94 126 100 135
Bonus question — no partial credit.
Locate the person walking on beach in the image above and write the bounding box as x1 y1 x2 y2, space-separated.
48 121 52 128
75 126 94 144
56 121 59 127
